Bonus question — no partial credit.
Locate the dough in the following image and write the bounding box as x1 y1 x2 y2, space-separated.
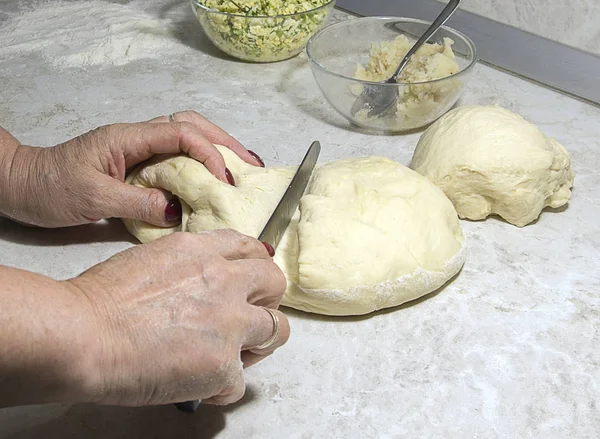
353 35 461 129
410 105 575 227
123 150 296 243
123 146 466 316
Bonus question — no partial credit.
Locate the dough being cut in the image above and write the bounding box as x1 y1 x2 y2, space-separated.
123 150 296 243
123 146 466 316
410 105 575 227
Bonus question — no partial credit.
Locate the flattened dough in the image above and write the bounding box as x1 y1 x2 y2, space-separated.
123 146 466 316
410 105 575 227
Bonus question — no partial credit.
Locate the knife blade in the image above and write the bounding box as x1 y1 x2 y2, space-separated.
174 400 200 413
258 140 321 249
175 141 321 414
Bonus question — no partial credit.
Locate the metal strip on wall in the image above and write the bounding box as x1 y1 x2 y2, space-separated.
336 0 600 107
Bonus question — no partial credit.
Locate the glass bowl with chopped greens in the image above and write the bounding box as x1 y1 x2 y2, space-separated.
306 17 477 132
190 0 336 63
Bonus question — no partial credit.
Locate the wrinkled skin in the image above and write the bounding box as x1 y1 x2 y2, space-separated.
0 111 263 228
0 111 290 407
68 229 289 406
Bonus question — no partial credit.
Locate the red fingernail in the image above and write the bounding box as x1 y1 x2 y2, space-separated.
225 168 236 186
248 150 265 167
262 242 275 257
165 197 182 223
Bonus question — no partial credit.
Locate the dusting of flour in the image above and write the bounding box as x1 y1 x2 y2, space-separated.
0 1 178 68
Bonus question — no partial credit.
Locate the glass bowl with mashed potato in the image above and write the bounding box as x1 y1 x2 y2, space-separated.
306 17 477 132
190 0 336 63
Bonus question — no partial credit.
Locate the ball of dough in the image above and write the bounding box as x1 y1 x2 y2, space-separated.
410 105 575 227
123 146 466 316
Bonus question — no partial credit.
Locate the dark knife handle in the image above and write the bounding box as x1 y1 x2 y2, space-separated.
174 399 201 413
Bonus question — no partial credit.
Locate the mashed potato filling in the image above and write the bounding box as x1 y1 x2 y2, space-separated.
355 35 459 83
353 35 462 130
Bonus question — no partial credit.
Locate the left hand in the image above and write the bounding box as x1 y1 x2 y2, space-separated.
0 110 264 228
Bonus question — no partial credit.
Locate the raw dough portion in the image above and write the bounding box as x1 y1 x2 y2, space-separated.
352 35 462 130
279 156 466 315
123 149 295 244
410 105 575 227
123 146 466 316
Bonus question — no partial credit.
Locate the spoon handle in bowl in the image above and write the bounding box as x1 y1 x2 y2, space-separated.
391 0 461 82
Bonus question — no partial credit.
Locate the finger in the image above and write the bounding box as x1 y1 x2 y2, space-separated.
242 307 291 368
150 111 263 167
92 175 183 226
146 115 170 123
0 126 20 144
113 122 229 184
201 368 246 406
172 111 263 167
3 216 39 228
230 259 287 308
241 349 272 368
197 229 273 260
242 307 291 354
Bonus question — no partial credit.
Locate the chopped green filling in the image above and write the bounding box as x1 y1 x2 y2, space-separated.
201 0 330 16
195 0 332 61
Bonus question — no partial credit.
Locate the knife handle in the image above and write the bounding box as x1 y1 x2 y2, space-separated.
174 399 201 413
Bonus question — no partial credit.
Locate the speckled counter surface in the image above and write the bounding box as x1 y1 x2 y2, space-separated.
1 1 599 438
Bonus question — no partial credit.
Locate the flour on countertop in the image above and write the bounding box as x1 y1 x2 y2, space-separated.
0 1 179 68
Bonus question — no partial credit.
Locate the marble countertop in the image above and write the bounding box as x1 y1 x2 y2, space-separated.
1 1 599 438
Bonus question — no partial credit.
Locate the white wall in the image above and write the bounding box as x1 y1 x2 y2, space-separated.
449 0 600 56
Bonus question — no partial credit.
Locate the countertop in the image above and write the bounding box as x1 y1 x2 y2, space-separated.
1 1 599 438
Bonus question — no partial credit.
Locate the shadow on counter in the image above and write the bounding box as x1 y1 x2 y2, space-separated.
0 218 135 246
1 387 258 439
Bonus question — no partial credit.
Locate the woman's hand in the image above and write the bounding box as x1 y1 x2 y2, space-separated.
0 111 265 228
67 229 290 407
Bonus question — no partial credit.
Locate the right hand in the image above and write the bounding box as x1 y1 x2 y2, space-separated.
67 229 290 407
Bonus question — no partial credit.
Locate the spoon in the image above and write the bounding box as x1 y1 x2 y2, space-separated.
350 0 461 118
229 0 245 12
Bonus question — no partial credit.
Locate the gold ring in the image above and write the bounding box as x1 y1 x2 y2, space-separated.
168 113 176 123
253 307 280 351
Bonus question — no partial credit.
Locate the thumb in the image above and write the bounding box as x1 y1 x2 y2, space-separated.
95 176 182 227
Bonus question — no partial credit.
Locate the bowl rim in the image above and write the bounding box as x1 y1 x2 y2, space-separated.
190 0 336 19
306 16 479 87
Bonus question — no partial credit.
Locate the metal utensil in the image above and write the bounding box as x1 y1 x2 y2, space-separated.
350 0 461 118
258 141 321 248
174 400 201 413
175 141 321 414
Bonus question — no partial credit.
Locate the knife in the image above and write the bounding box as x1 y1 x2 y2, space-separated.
175 141 321 413
258 140 321 248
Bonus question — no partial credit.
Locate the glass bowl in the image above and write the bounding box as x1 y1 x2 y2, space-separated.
306 17 477 132
190 0 336 63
